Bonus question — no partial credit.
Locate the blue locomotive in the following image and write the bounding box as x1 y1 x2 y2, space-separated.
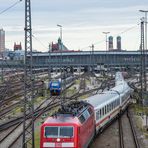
49 75 75 96
49 79 61 95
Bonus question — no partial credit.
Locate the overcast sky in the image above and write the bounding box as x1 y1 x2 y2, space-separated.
0 0 148 51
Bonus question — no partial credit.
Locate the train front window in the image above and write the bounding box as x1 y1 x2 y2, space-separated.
52 83 59 87
45 127 58 137
44 126 73 138
60 127 73 137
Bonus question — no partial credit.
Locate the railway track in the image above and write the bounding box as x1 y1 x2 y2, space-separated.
0 80 43 104
90 108 141 148
0 73 116 147
0 78 104 147
118 109 140 148
0 96 61 148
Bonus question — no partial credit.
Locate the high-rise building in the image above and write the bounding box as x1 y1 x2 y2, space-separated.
0 29 5 51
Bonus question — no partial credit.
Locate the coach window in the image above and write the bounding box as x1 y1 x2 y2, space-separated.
96 111 99 120
108 103 110 111
105 106 107 114
116 100 118 106
118 99 119 105
106 104 108 112
100 109 102 118
110 103 112 110
98 110 100 119
108 104 110 111
108 104 110 112
102 108 104 116
109 103 111 111
114 100 116 107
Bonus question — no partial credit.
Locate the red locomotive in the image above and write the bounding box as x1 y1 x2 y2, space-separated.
40 72 133 148
40 101 95 148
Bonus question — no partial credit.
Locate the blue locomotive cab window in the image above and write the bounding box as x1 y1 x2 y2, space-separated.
52 83 59 86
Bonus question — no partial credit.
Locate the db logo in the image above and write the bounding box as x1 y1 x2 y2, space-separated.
55 143 62 147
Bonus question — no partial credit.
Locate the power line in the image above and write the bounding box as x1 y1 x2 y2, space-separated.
32 34 49 51
80 23 140 50
0 0 22 15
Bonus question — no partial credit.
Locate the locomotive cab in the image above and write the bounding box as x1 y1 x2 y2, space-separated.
40 117 79 148
40 101 95 148
49 80 61 95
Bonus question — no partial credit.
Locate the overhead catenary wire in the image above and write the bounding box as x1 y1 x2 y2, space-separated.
21 23 141 52
32 34 49 51
0 0 22 15
80 23 140 51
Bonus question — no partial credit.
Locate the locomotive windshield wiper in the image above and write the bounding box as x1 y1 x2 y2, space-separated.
45 132 48 138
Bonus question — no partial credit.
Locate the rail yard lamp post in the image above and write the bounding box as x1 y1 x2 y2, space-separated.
139 10 148 129
139 10 148 91
139 10 148 50
48 43 51 81
103 31 110 74
57 24 63 75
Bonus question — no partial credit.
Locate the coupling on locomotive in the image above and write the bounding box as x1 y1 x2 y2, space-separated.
40 72 133 148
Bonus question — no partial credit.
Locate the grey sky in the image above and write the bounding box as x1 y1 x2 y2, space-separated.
0 0 148 51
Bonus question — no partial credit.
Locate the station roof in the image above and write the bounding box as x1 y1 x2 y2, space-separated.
30 50 141 57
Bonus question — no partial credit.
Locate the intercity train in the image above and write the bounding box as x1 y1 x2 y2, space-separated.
41 72 133 148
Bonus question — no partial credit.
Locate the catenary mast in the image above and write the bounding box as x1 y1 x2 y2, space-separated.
22 0 35 147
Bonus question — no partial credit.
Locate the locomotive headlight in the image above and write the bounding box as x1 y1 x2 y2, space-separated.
57 138 60 142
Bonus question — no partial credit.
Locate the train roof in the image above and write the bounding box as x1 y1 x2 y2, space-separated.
43 101 91 124
43 116 79 125
85 90 119 109
111 82 129 94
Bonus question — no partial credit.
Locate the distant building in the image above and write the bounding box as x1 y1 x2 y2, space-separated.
117 36 121 50
14 42 22 51
49 38 68 52
108 36 113 50
0 29 5 52
107 35 123 51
